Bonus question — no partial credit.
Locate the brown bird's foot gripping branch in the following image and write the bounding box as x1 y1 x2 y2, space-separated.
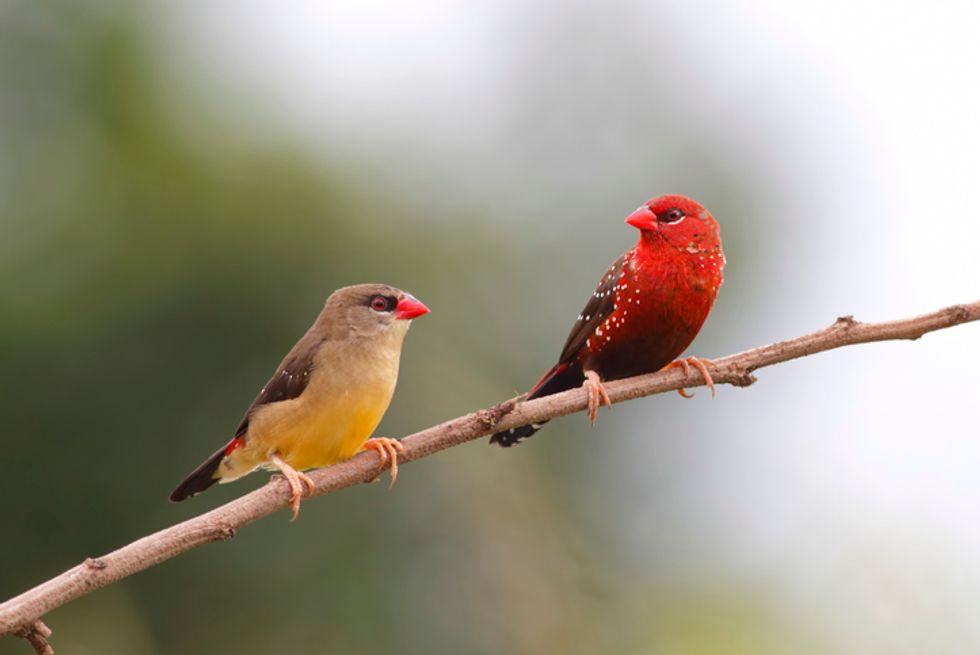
269 453 317 521
361 437 407 489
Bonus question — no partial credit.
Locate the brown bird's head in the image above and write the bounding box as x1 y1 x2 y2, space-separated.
624 194 722 256
318 283 430 342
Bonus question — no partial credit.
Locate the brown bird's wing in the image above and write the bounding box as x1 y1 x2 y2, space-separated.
169 336 323 502
232 335 322 438
555 252 627 365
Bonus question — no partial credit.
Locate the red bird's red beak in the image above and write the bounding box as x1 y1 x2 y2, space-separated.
625 206 657 231
394 295 430 320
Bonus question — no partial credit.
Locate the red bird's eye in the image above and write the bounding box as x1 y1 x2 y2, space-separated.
660 208 685 224
370 296 389 311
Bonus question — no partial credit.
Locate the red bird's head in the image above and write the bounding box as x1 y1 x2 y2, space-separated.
625 194 722 256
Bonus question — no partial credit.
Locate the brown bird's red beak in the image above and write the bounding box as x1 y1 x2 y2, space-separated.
625 205 657 231
394 295 430 320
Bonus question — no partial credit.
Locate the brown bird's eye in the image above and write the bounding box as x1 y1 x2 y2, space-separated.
370 295 391 311
660 208 685 224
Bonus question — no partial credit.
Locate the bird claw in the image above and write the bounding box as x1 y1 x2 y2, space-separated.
270 453 317 522
667 356 717 398
583 370 611 425
362 437 406 489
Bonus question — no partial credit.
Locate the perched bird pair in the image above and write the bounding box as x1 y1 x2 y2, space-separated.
170 194 724 517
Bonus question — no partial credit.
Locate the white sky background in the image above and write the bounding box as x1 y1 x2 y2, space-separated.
163 0 979 650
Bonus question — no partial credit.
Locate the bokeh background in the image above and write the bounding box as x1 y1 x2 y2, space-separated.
2 1 979 653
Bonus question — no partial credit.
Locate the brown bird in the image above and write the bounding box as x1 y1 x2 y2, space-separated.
170 283 430 519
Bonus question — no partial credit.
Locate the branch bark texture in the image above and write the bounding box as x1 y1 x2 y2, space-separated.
2 301 978 647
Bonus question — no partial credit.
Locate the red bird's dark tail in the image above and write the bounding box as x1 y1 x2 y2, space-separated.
490 361 584 447
490 419 545 447
169 445 227 502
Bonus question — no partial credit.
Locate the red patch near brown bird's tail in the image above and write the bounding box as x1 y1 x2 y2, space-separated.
224 436 244 456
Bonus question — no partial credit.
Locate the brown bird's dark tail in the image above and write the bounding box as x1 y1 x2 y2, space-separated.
169 444 227 502
490 361 584 447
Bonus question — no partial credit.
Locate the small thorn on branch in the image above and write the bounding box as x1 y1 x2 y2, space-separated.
212 525 236 541
83 558 107 571
475 410 495 430
478 397 519 429
950 304 971 324
730 370 757 387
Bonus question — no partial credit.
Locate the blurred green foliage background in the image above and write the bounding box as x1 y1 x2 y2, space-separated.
2 1 979 654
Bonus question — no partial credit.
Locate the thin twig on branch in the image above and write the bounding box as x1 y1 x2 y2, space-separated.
12 621 53 655
2 301 978 651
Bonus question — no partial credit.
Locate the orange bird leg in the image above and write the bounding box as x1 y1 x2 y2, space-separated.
270 452 317 522
666 356 717 399
362 438 406 489
583 369 612 425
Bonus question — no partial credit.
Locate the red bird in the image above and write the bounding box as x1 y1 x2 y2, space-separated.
491 194 725 446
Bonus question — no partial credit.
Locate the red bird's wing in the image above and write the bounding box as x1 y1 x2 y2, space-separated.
492 253 628 447
555 253 628 364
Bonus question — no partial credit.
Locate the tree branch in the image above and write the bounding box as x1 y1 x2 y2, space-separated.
2 300 978 648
